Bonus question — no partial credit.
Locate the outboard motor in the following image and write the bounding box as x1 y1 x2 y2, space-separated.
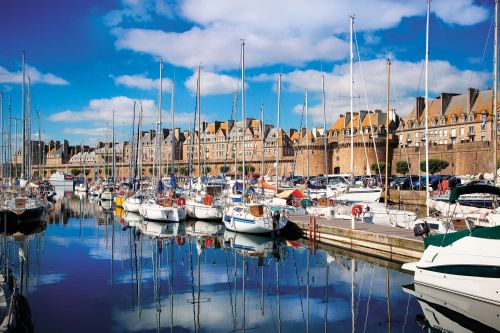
413 221 430 237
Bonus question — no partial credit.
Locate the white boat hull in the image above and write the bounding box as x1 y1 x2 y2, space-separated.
139 203 186 222
223 205 287 234
403 236 500 306
123 198 141 212
184 201 223 220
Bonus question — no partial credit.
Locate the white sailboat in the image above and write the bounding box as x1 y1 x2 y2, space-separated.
223 42 288 234
184 66 223 220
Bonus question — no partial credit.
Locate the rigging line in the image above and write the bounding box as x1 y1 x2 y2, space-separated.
361 265 376 333
292 251 307 332
353 83 371 176
354 261 366 322
353 27 382 176
291 94 306 178
468 12 494 88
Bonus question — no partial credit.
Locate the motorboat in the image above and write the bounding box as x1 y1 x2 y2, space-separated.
223 203 287 234
48 171 74 190
402 225 500 306
122 192 143 213
139 198 186 222
184 194 223 220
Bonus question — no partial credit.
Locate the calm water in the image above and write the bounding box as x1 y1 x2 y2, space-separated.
4 191 431 333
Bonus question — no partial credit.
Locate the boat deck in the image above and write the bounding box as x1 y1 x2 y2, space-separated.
288 214 424 263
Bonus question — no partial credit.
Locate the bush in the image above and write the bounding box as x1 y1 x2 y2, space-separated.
370 162 386 174
238 165 255 175
420 159 449 175
179 166 189 176
396 160 409 175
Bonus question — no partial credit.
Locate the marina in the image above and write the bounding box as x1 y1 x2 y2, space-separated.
1 0 500 331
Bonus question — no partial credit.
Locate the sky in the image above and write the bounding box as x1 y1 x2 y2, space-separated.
0 0 497 145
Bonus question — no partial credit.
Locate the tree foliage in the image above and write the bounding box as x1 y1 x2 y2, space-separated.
420 159 449 174
396 160 409 175
370 162 386 174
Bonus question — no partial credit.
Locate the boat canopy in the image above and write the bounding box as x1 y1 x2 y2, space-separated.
449 183 500 204
424 225 500 248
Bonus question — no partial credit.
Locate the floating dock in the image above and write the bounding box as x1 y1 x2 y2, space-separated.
288 214 424 263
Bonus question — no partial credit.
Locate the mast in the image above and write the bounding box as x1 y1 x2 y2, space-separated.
136 103 143 182
322 73 328 179
425 0 431 217
275 73 281 195
158 58 164 183
8 99 11 181
306 91 310 185
27 78 31 178
233 92 238 181
112 109 116 181
349 16 355 180
105 123 109 179
171 79 175 176
260 104 265 180
385 59 391 207
494 0 498 191
130 101 136 180
197 65 201 177
0 90 3 180
21 51 26 178
241 41 246 198
37 110 41 179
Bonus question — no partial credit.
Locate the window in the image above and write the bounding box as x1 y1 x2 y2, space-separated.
451 116 456 124
439 130 443 138
431 119 436 126
468 114 474 121
469 126 475 134
451 128 456 137
460 127 465 136
440 119 445 125
444 129 448 137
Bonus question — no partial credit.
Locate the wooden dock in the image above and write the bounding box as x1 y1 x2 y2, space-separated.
288 214 424 263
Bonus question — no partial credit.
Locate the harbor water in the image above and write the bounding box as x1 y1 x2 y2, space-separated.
0 191 451 332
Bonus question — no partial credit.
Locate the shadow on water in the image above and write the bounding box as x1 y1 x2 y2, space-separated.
0 194 497 332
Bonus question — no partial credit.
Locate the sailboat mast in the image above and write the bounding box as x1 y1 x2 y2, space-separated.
425 0 431 217
385 59 391 207
28 77 32 178
276 73 282 194
21 51 26 178
37 110 41 179
322 74 328 178
0 90 3 180
171 79 175 176
260 104 264 178
494 0 498 189
136 103 143 182
306 91 309 184
158 58 164 182
197 65 201 178
130 101 136 179
349 16 355 179
112 109 116 181
233 92 238 180
241 41 246 198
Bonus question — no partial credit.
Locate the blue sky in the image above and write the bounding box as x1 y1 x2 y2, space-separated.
0 0 496 144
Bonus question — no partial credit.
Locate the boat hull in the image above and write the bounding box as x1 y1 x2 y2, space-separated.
139 204 186 222
184 201 223 220
223 206 287 234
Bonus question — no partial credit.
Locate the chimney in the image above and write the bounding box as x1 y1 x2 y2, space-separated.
415 96 425 119
466 87 479 114
441 93 458 116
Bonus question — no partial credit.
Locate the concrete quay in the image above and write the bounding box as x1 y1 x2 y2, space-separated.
288 214 424 263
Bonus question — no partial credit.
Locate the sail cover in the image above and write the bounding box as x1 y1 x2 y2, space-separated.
449 183 500 204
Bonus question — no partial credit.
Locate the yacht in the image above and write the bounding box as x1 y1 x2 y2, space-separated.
184 194 223 220
402 225 500 306
223 203 288 234
122 192 143 213
48 171 74 190
139 198 186 222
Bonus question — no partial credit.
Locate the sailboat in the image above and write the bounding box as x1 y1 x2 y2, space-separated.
139 58 186 222
223 42 288 234
184 66 223 220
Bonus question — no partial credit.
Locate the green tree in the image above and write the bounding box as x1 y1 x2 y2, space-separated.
396 160 409 175
204 166 212 174
370 162 386 174
84 169 90 176
220 166 230 173
105 167 112 176
238 164 256 175
420 159 449 175
148 167 153 175
71 168 80 177
179 166 189 176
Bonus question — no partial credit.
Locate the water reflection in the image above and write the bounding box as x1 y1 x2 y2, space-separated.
3 195 497 332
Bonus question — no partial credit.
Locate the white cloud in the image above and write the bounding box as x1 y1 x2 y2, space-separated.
255 58 489 125
113 74 172 91
113 0 488 70
0 65 69 85
49 96 201 129
184 70 240 95
104 0 173 26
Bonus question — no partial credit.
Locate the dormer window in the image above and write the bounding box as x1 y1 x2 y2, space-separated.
451 116 457 124
431 119 436 126
461 115 466 122
468 114 474 122
440 119 445 125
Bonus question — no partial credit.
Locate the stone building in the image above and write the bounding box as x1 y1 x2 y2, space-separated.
392 88 499 175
